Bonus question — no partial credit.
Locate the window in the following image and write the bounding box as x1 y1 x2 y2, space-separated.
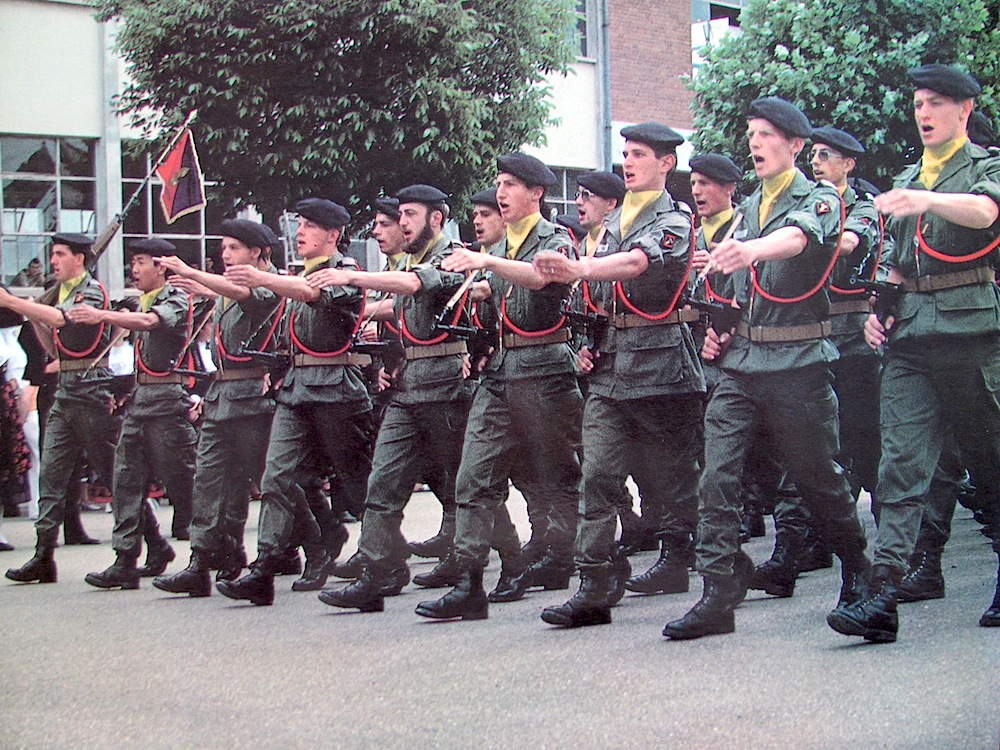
0 135 97 285
574 0 595 59
545 167 590 223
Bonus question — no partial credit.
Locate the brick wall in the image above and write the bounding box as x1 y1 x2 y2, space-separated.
609 0 694 129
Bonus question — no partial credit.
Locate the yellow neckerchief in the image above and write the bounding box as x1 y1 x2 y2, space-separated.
386 252 406 271
620 190 663 237
139 286 163 313
760 168 798 226
920 135 968 189
585 226 604 257
303 255 331 275
57 272 88 304
506 212 542 259
701 207 735 246
405 234 440 270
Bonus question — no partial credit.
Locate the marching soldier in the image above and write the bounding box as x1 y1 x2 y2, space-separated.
73 238 198 590
4 233 121 584
217 198 374 606
151 219 283 597
533 124 705 626
829 65 1000 641
317 184 492 612
416 153 583 621
663 98 871 639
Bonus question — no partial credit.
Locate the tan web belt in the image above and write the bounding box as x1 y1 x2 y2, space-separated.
829 299 871 315
59 357 109 372
136 372 188 385
404 341 468 361
293 353 372 367
215 367 269 382
611 309 700 329
901 266 994 293
501 329 572 348
736 319 832 343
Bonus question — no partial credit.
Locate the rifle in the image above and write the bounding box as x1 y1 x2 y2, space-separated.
36 110 199 306
848 274 903 325
561 299 609 352
350 338 390 357
681 292 743 334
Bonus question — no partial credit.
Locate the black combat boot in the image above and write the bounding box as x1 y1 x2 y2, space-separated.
836 553 871 608
331 550 367 579
541 568 613 628
488 548 573 603
216 559 276 606
797 528 833 572
85 553 140 590
662 574 741 639
618 521 658 556
625 540 690 595
216 547 247 582
488 551 527 603
980 558 1000 627
5 546 57 584
269 548 302 576
827 563 900 643
318 566 387 612
379 563 410 596
897 549 945 603
291 548 334 592
732 549 754 606
153 551 212 597
324 522 350 562
407 510 455 559
63 494 99 545
607 547 632 607
136 539 176 577
413 553 463 588
415 568 488 621
750 533 802 598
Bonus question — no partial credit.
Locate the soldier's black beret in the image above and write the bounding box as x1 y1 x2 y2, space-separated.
51 232 94 257
295 198 350 229
810 126 866 157
555 213 585 240
259 224 281 250
496 153 557 188
373 197 401 221
969 110 1000 148
470 188 499 210
621 122 685 151
396 184 449 204
219 219 269 250
747 97 812 138
127 238 176 257
688 154 743 184
577 171 627 202
908 63 981 99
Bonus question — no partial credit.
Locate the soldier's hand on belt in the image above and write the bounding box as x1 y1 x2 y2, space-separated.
532 250 580 284
306 268 350 288
864 312 893 349
702 327 732 361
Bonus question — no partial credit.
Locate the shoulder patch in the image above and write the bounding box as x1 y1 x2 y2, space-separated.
557 245 571 257
74 293 85 304
660 232 679 250
816 201 831 215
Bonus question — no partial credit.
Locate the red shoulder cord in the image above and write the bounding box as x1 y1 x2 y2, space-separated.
400 290 467 346
289 296 365 357
750 191 845 304
135 293 195 377
612 216 695 319
216 298 286 364
830 211 886 295
916 213 1000 262
53 279 109 358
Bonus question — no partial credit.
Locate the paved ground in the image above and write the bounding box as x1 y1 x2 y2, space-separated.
1 490 998 750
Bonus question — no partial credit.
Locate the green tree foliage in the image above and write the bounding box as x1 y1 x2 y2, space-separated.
690 0 1000 189
97 0 577 224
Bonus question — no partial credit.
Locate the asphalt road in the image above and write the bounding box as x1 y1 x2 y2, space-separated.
1 490 998 750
